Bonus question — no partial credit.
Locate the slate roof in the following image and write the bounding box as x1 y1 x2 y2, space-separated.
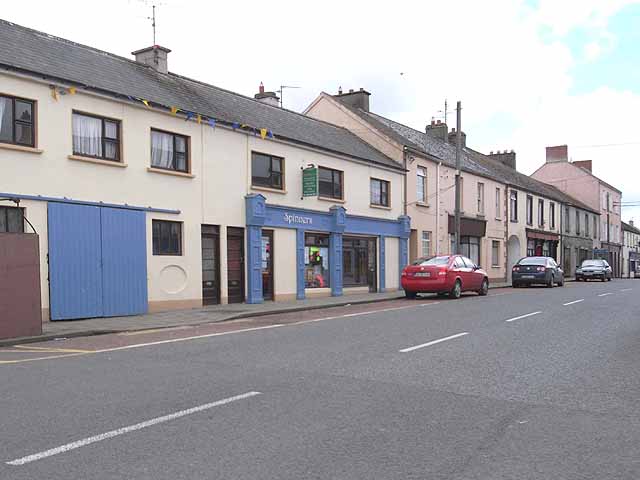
622 221 640 234
0 19 402 171
333 95 599 212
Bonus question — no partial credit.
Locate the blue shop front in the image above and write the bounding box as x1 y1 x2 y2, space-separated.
245 194 410 303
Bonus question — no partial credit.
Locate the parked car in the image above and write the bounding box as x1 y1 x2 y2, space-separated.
512 256 564 288
575 259 612 282
401 255 489 299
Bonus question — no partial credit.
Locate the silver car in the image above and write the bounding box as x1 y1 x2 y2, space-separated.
576 259 612 282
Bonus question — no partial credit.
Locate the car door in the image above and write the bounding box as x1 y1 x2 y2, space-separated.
451 256 467 288
549 258 562 281
462 256 481 290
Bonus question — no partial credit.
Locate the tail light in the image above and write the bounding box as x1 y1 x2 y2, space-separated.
536 266 546 272
401 270 407 277
438 267 447 276
512 266 520 272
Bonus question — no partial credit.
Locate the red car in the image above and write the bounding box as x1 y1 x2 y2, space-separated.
401 255 489 299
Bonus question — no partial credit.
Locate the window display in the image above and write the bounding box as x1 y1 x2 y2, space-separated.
305 234 330 288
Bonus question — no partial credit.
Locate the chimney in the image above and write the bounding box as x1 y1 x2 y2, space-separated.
132 45 171 74
425 120 448 142
333 87 371 111
447 127 466 147
545 145 568 163
254 82 280 107
489 150 516 169
572 160 593 172
630 220 635 228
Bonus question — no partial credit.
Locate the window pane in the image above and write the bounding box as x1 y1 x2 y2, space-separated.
104 139 118 160
318 168 333 197
251 154 271 187
151 130 174 169
15 124 33 146
152 221 160 254
15 101 32 123
175 136 186 153
333 172 342 198
160 223 170 253
0 97 14 143
175 152 186 172
271 172 282 188
104 121 118 140
7 208 24 233
73 113 103 157
271 158 282 173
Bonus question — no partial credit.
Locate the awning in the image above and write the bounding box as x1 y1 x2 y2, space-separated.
526 229 559 241
448 215 487 237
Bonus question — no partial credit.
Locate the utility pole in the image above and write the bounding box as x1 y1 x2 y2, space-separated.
454 101 462 255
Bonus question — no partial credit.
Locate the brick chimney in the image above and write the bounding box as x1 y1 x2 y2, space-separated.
132 45 171 74
447 127 466 147
254 82 280 107
334 87 370 111
546 145 568 163
425 120 448 142
572 160 592 172
489 150 516 169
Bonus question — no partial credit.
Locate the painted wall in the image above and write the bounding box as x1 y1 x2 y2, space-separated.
273 228 297 301
385 236 399 290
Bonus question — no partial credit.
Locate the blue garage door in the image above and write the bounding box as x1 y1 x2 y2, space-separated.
48 203 148 320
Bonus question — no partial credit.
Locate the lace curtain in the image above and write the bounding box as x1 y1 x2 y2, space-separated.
72 114 102 157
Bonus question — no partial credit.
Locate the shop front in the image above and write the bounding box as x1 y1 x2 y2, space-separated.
448 216 487 266
526 229 559 260
245 194 410 303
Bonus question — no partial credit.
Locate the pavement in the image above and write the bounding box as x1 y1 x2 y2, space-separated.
1 279 637 479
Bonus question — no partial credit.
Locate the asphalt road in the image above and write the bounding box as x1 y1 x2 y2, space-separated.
1 280 639 479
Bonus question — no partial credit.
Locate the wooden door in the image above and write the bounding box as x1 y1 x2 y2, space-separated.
201 225 220 305
226 227 245 303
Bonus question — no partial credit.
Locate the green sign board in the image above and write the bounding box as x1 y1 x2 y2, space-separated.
302 167 318 197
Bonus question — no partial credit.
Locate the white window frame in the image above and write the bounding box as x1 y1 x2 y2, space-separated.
421 231 431 257
491 240 500 267
495 187 501 220
477 182 485 215
416 166 427 204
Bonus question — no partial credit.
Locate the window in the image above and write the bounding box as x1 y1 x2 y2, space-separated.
305 234 330 288
550 203 555 229
459 236 480 266
251 152 283 190
453 256 465 268
575 210 581 235
585 214 589 237
152 220 182 256
0 206 24 233
416 167 427 204
370 178 390 207
491 240 500 267
593 216 597 239
72 112 120 161
538 199 544 227
606 192 611 212
318 166 343 199
510 190 518 222
495 188 501 219
477 182 485 215
343 237 375 287
421 231 431 257
526 195 533 225
0 95 35 147
151 129 189 172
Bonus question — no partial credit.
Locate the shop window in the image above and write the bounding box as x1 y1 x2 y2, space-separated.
251 152 283 190
370 178 390 207
0 95 35 147
459 236 480 266
305 234 330 288
318 166 343 199
0 206 24 233
152 220 182 256
527 239 535 257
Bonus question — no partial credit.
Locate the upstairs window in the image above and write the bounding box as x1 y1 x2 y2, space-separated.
477 182 485 215
318 166 343 199
72 111 120 161
575 210 581 235
550 203 556 229
538 199 544 227
0 95 35 147
251 152 283 190
370 178 390 207
565 207 571 233
526 195 533 225
151 129 189 172
495 188 501 219
585 213 590 237
510 190 518 222
416 167 427 203
0 206 24 233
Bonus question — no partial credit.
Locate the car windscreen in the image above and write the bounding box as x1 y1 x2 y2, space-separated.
412 256 450 266
582 260 604 267
518 257 548 265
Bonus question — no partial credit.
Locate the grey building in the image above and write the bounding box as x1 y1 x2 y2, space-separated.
558 199 601 276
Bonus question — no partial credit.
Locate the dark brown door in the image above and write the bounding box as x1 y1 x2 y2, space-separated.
201 225 220 305
227 227 245 303
261 230 274 301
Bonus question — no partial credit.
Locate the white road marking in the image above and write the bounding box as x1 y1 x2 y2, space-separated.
6 391 261 466
505 311 542 323
399 332 469 353
563 299 585 306
621 288 632 292
598 293 613 297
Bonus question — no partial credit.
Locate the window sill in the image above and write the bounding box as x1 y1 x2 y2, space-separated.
251 185 287 194
68 155 127 167
0 143 43 154
370 204 392 210
147 167 194 178
318 196 345 204
415 202 430 208
491 265 501 268
477 214 486 219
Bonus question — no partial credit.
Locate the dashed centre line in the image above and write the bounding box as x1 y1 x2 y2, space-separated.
563 299 585 306
505 311 542 323
621 288 633 292
598 293 613 297
399 332 469 353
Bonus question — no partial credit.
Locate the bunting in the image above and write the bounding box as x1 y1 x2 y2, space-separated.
50 86 58 101
260 128 267 140
68 87 77 95
141 99 151 108
197 114 202 125
170 106 179 115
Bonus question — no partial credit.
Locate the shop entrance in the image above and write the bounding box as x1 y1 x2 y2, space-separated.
226 227 245 303
343 237 377 292
201 225 220 305
261 230 274 301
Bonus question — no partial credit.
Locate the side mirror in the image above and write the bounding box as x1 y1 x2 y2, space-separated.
473 265 480 271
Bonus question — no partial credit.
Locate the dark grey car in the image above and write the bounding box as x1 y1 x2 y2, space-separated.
512 256 565 288
576 259 612 282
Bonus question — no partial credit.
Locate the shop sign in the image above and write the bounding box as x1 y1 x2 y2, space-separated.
284 212 313 225
302 167 318 197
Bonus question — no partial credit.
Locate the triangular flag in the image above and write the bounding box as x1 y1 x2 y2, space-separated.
260 128 267 140
170 106 179 115
197 114 202 125
50 86 58 101
267 130 274 138
208 118 216 128
141 99 151 108
68 87 77 95
240 124 248 129
232 122 240 129
185 112 195 121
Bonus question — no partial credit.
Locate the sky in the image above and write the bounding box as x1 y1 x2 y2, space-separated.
3 0 639 222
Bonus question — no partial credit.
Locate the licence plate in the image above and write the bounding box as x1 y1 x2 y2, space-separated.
522 275 535 279
584 272 593 275
415 272 431 277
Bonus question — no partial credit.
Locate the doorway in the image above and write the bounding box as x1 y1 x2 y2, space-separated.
506 235 521 284
226 227 245 303
343 237 377 292
261 230 274 301
201 225 220 305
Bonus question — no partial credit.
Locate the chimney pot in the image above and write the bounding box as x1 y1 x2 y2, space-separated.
338 86 343 94
349 88 354 93
359 87 364 92
259 82 265 94
436 119 441 125
132 45 171 74
254 84 280 107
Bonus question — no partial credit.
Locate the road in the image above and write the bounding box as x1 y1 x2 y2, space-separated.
1 280 639 479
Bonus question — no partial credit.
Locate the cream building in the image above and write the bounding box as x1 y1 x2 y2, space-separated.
0 20 408 322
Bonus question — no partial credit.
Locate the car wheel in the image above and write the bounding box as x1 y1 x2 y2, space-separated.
405 290 417 299
450 280 462 299
512 282 520 288
478 278 489 296
547 274 555 288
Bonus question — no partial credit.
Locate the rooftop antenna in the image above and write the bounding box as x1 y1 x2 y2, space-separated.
277 84 301 109
148 4 157 44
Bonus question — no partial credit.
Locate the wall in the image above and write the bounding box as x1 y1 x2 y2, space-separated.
273 228 297 301
385 236 399 290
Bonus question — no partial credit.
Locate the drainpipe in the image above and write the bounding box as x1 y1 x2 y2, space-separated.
504 184 509 283
436 162 442 255
402 148 408 216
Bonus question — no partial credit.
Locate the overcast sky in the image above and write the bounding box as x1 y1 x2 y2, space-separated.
4 0 639 222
